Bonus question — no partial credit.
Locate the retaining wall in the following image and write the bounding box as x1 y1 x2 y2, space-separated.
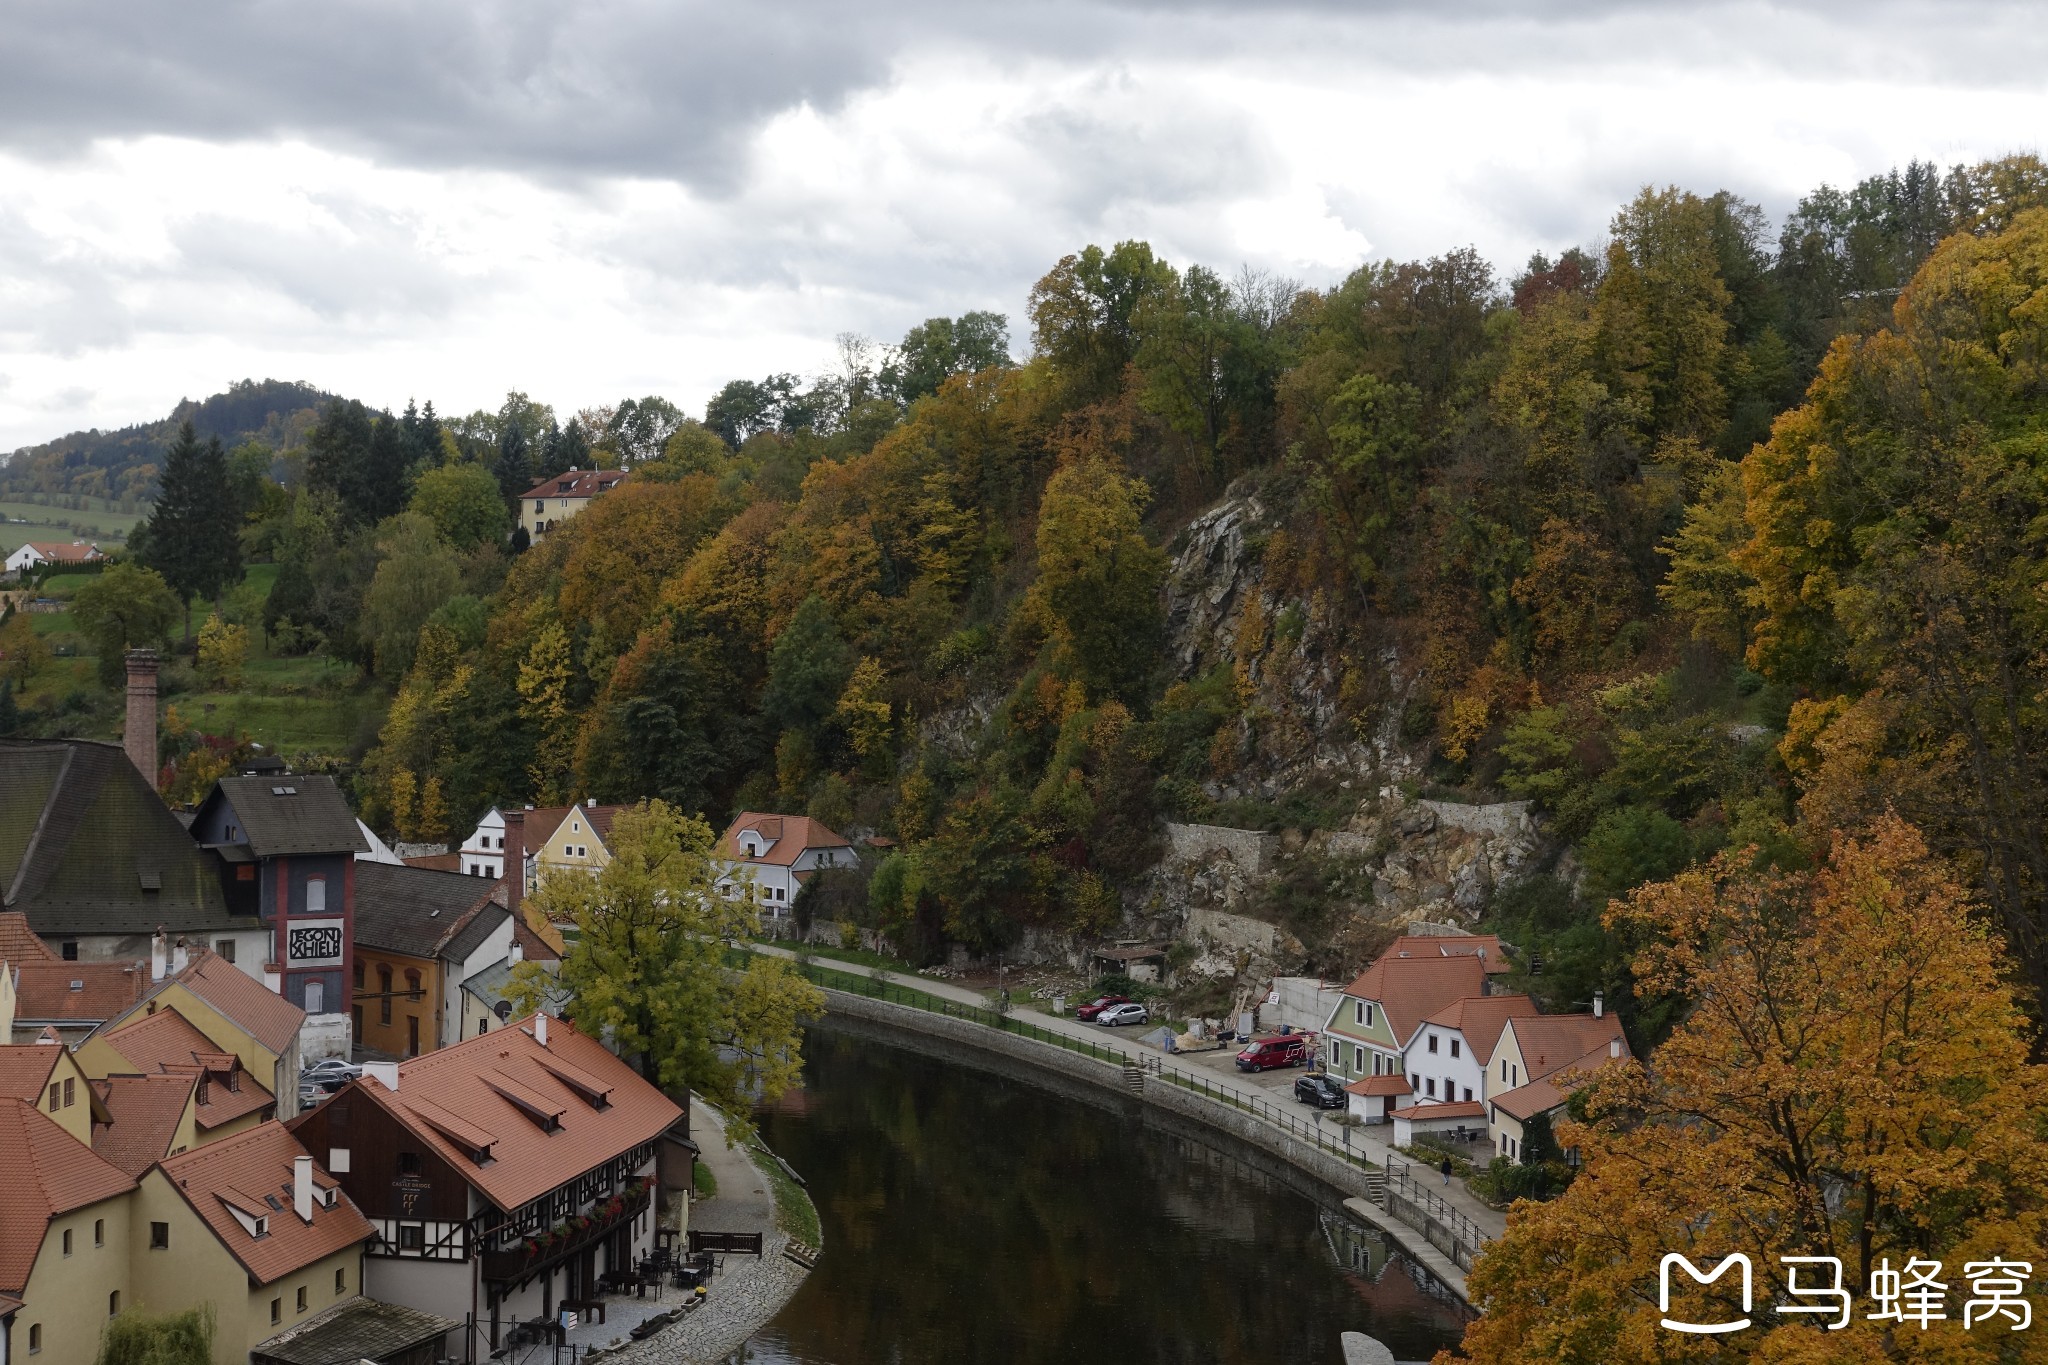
1164 822 1279 876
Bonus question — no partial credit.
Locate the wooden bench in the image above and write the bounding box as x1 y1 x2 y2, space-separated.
687 1230 764 1258
562 1297 606 1324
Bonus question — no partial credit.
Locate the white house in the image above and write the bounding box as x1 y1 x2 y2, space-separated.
3 541 101 574
458 807 508 880
1400 993 1540 1108
713 813 858 920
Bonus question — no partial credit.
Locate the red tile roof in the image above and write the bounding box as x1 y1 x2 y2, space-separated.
12 960 150 1023
718 812 852 868
1339 954 1488 1048
0 912 55 963
0 1045 63 1103
1416 994 1541 1066
1389 1100 1485 1122
401 852 463 873
124 948 305 1056
1506 1014 1630 1082
512 920 559 963
1382 934 1512 975
0 1099 136 1293
1344 1074 1412 1097
331 1015 680 1213
157 1122 370 1285
97 1007 274 1129
21 542 101 564
90 1073 199 1177
523 804 626 853
520 470 626 501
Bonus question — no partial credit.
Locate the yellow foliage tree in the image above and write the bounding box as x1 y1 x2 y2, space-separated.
195 613 247 691
1449 814 2048 1365
834 656 892 762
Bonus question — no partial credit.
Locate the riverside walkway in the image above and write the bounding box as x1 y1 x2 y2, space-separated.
747 942 1505 1299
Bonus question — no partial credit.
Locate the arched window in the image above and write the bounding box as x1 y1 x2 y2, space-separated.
378 966 393 1025
404 969 423 1003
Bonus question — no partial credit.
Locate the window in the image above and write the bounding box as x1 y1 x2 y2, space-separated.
225 824 237 840
61 941 78 961
48 1083 60 1111
405 969 422 1002
307 878 327 913
296 1287 307 1314
564 844 574 856
28 1323 40 1353
1449 1039 1460 1059
1425 1078 1437 1097
398 1151 421 1176
576 845 586 858
572 821 580 833
407 1016 420 1057
336 1267 346 1294
1352 1001 1363 1025
1371 1052 1382 1076
397 1224 425 1251
1511 1065 1519 1087
63 1078 74 1107
1363 1002 1375 1029
352 1005 363 1035
305 980 325 1014
1500 1059 1507 1083
108 1291 119 1317
353 961 365 989
379 967 393 1024
150 1222 169 1250
534 499 545 514
1462 1086 1473 1102
1427 1034 1438 1054
214 938 238 963
271 1299 281 1325
62 1229 72 1256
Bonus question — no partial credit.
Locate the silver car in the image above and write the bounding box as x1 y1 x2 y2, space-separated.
1096 1002 1149 1027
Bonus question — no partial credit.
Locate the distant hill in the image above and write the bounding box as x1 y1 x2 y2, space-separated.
0 379 338 505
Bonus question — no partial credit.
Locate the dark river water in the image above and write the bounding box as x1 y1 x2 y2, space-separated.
728 1029 1471 1364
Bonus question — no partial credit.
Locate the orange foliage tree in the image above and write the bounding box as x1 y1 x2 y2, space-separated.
1448 814 2048 1364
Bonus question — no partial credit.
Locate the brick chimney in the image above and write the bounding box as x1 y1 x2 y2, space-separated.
123 649 159 782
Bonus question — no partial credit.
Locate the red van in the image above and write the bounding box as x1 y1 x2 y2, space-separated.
1235 1034 1312 1072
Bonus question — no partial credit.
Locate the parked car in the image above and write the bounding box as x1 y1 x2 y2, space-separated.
301 1059 360 1084
1075 994 1132 1022
1096 1002 1149 1028
1235 1034 1312 1072
1294 1073 1347 1109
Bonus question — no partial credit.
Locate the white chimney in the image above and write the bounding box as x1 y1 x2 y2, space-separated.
293 1155 314 1223
1609 1037 1622 1059
509 941 523 965
151 930 169 982
535 1013 548 1047
170 937 189 974
362 1061 400 1092
585 797 596 809
1592 991 1603 1019
263 968 282 993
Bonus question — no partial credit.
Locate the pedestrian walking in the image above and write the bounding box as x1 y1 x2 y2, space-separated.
1440 1156 1452 1186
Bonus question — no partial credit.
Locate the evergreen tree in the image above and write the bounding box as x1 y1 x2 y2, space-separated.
494 419 532 506
538 418 590 479
0 678 19 736
140 420 242 642
362 412 412 522
304 399 376 524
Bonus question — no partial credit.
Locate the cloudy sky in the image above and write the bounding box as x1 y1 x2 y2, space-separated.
1 0 2043 452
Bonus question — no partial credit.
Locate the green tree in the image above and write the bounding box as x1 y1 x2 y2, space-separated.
140 420 242 642
361 512 462 681
0 678 21 735
304 398 379 524
1297 372 1422 599
1593 185 1733 448
1029 241 1174 403
1032 453 1168 701
508 801 824 1110
408 462 510 549
882 311 1011 403
95 1303 215 1365
72 562 181 687
761 595 853 739
493 419 533 507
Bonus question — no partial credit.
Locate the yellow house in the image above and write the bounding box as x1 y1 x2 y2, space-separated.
74 1006 275 1146
507 802 626 951
133 1123 377 1365
0 1044 106 1145
518 468 625 541
0 1099 138 1365
1485 1012 1630 1163
95 949 305 1119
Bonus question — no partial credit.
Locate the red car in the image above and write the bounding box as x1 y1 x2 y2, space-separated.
1075 993 1131 1021
1236 1034 1313 1072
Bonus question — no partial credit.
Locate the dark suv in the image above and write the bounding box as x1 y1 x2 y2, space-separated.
1293 1073 1347 1109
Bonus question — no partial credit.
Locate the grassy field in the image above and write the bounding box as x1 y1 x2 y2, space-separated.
0 497 140 555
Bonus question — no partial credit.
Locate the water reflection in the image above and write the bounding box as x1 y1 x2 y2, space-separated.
729 1030 1470 1364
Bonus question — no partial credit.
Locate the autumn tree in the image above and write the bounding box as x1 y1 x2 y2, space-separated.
195 613 247 690
71 562 182 687
1029 241 1174 404
1451 815 2048 1365
1736 206 2048 1020
1031 450 1166 702
408 461 509 549
508 801 824 1111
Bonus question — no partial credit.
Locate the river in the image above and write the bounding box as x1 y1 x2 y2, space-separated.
727 1028 1471 1364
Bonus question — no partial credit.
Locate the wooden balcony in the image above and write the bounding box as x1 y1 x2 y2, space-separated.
479 1181 650 1283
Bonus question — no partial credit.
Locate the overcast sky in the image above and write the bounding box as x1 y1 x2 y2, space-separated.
1 1 2044 453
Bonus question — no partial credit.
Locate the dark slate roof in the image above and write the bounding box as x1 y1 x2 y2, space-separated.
199 776 369 858
251 1291 456 1364
443 900 511 965
353 863 501 960
0 740 236 938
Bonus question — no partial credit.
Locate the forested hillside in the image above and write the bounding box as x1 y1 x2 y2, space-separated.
8 155 2048 1056
0 378 335 505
